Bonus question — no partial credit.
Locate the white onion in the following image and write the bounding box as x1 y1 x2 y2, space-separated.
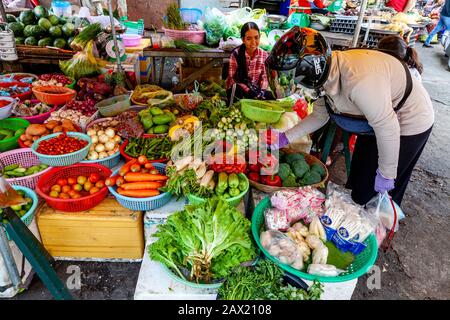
87 151 99 160
105 141 115 151
107 150 116 156
99 134 109 144
97 130 105 137
105 128 115 138
113 135 121 143
98 151 108 159
95 144 105 153
86 129 96 136
91 135 99 144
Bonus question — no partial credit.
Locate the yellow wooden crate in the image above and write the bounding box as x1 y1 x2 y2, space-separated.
36 197 144 260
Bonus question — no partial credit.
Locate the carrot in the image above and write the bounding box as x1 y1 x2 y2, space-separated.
144 163 154 170
124 172 168 182
120 182 163 190
130 164 141 173
105 176 118 186
138 155 148 165
117 188 160 198
119 159 138 176
116 176 125 186
150 169 159 175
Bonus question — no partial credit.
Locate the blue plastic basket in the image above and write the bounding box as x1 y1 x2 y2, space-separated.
108 163 172 211
31 132 92 167
2 185 39 240
180 8 202 24
80 151 121 169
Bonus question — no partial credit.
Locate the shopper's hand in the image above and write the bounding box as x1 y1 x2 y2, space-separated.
374 169 395 194
265 129 290 151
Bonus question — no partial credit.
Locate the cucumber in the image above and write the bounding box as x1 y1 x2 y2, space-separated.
4 164 19 171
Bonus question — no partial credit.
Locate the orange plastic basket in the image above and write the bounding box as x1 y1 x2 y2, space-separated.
32 85 76 105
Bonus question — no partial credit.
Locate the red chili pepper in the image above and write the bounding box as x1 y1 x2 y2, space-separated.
248 172 260 183
264 175 282 187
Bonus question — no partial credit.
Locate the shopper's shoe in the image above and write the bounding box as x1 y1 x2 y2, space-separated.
423 43 433 48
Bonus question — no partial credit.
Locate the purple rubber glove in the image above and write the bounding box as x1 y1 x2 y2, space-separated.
374 169 395 194
269 131 290 150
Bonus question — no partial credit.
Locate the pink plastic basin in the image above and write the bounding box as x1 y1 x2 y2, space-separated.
121 34 142 47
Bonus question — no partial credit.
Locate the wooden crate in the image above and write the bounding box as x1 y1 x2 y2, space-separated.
180 65 223 84
36 197 145 260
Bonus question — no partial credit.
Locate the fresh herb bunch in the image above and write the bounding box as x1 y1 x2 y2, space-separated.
149 198 257 283
218 259 324 300
174 39 208 53
161 166 213 199
164 3 186 30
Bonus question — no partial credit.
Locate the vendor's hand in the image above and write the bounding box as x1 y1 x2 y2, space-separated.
266 129 290 150
374 169 395 194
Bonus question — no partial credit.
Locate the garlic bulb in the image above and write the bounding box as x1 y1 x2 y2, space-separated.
98 151 108 159
88 151 99 160
91 135 99 144
95 144 105 153
105 141 115 151
105 128 115 138
99 134 109 144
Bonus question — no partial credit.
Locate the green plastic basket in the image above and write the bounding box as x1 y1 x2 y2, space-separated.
240 99 285 124
251 197 379 283
187 173 249 207
31 132 92 167
0 118 30 152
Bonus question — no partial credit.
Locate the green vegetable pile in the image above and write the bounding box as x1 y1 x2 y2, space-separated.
3 164 48 178
0 190 33 218
162 166 214 199
277 152 326 187
139 107 175 134
218 259 324 300
69 23 102 51
198 81 227 98
214 172 247 199
124 135 173 160
149 197 257 283
0 128 24 141
59 40 100 80
163 3 187 30
7 6 79 49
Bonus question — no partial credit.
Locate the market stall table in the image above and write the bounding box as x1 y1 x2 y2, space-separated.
16 45 75 66
143 47 230 91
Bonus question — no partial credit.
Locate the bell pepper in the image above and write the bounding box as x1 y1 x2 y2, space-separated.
248 172 260 183
293 97 308 120
248 163 260 173
264 175 282 187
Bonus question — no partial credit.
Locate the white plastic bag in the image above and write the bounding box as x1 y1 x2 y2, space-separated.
366 192 405 232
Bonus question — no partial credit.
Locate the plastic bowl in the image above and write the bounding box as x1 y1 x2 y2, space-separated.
240 99 285 124
32 85 76 105
95 94 131 117
1 73 39 84
16 100 58 124
35 164 111 212
187 173 249 207
0 118 30 152
108 163 172 211
0 97 19 120
2 185 39 240
121 34 142 47
0 82 32 101
31 132 92 167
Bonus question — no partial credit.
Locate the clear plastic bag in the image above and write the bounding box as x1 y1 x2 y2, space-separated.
366 191 405 232
260 230 304 270
203 7 227 46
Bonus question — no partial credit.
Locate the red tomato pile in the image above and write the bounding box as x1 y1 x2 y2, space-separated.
36 132 88 155
48 173 105 199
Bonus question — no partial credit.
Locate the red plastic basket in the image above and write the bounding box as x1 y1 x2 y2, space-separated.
36 163 112 212
119 134 168 163
0 82 32 101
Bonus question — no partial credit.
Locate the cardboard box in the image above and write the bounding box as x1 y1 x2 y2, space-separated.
37 198 144 260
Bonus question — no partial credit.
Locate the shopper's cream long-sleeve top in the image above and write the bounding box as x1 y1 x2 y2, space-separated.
285 49 434 179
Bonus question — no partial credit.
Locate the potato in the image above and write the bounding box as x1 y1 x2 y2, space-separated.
24 141 32 147
45 120 59 130
53 126 63 133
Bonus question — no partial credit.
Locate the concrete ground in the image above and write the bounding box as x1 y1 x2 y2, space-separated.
4 44 449 301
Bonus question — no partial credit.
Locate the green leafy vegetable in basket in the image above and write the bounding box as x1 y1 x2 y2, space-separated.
149 197 257 283
59 40 100 80
218 259 324 300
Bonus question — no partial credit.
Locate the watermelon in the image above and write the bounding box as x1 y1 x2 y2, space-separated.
38 37 53 47
24 36 38 46
6 14 17 23
48 15 60 26
49 26 62 38
62 23 75 37
53 38 67 49
23 25 34 38
33 5 49 19
59 17 67 25
15 37 25 45
19 10 36 26
7 22 24 37
31 25 46 38
38 18 52 31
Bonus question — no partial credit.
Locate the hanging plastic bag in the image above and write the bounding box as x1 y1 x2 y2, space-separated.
203 8 227 46
219 37 242 51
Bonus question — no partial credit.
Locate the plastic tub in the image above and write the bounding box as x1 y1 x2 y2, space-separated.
0 97 19 120
121 34 142 47
0 118 30 152
15 99 58 124
52 0 72 17
1 73 38 84
95 94 131 117
31 132 92 167
0 148 53 190
162 28 206 44
108 163 172 211
36 164 111 212
180 8 203 24
0 82 32 101
32 86 76 105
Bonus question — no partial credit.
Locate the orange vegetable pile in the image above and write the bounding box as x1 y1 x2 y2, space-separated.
107 155 168 198
47 173 105 199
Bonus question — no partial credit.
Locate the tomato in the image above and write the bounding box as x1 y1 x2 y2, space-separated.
89 187 100 195
61 185 71 194
95 180 105 189
58 193 70 199
51 184 61 193
73 184 83 192
77 176 87 185
57 178 68 186
89 173 101 184
67 177 77 185
84 181 93 192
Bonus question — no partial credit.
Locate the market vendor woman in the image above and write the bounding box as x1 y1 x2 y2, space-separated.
267 27 434 206
226 22 273 100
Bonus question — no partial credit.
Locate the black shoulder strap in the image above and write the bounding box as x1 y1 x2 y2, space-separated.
345 48 413 113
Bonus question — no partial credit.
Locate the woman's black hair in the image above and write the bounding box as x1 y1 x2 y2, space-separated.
234 22 260 84
378 36 424 74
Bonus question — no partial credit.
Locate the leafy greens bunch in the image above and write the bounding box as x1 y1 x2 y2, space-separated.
149 198 257 283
